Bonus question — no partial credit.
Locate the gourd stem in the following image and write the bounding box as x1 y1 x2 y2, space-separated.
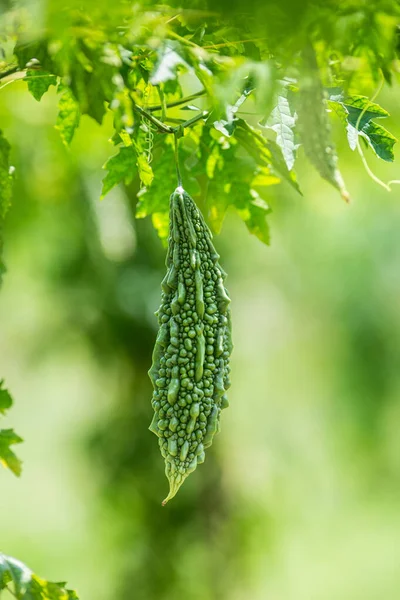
174 132 182 188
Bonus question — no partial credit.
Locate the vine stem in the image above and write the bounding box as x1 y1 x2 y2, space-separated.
0 66 20 81
148 89 206 112
174 131 182 188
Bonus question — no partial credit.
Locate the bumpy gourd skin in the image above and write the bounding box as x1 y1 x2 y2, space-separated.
149 187 233 504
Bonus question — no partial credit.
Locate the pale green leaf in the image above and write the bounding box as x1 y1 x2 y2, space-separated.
262 92 298 170
55 87 80 146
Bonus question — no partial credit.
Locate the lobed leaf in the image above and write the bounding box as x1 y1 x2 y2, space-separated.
329 92 397 162
25 69 57 101
0 554 79 599
101 146 137 198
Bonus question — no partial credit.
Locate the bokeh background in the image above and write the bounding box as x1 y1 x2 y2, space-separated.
1 73 400 600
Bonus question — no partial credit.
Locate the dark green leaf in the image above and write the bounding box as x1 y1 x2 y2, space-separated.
101 146 137 198
360 121 397 162
0 130 13 220
0 380 13 414
344 95 390 129
25 69 57 101
329 93 397 162
233 119 301 194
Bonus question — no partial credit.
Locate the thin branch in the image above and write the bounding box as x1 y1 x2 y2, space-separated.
131 101 174 134
178 110 209 130
174 132 182 187
0 65 20 81
156 85 167 122
202 37 267 50
148 90 206 112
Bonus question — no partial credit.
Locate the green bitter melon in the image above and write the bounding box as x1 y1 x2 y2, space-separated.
149 186 233 504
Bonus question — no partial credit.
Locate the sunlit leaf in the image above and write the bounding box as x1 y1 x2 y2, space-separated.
0 554 79 599
261 91 298 170
55 86 81 146
329 92 397 162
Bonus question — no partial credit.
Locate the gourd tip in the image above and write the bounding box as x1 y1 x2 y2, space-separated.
162 474 184 505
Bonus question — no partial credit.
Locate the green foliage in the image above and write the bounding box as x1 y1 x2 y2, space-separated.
329 93 397 161
0 130 13 221
0 554 79 599
261 86 298 171
55 86 81 146
296 46 350 202
3 1 397 246
0 380 22 476
149 188 232 503
101 146 138 198
25 69 57 102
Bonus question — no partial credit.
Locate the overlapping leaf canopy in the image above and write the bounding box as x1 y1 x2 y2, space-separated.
1 1 399 245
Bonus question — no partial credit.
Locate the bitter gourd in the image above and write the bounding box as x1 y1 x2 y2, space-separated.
149 186 233 504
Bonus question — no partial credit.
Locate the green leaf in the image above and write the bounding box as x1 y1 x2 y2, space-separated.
329 92 397 162
0 380 13 414
233 119 301 194
213 86 253 137
296 51 349 202
25 69 57 101
203 136 273 244
0 130 13 220
261 91 298 171
136 154 154 187
55 87 80 146
0 381 23 476
0 429 23 476
343 95 390 129
0 554 79 599
101 146 137 198
359 121 396 162
136 146 175 241
235 192 271 245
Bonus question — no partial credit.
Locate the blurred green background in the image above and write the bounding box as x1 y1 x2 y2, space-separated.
1 75 400 600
